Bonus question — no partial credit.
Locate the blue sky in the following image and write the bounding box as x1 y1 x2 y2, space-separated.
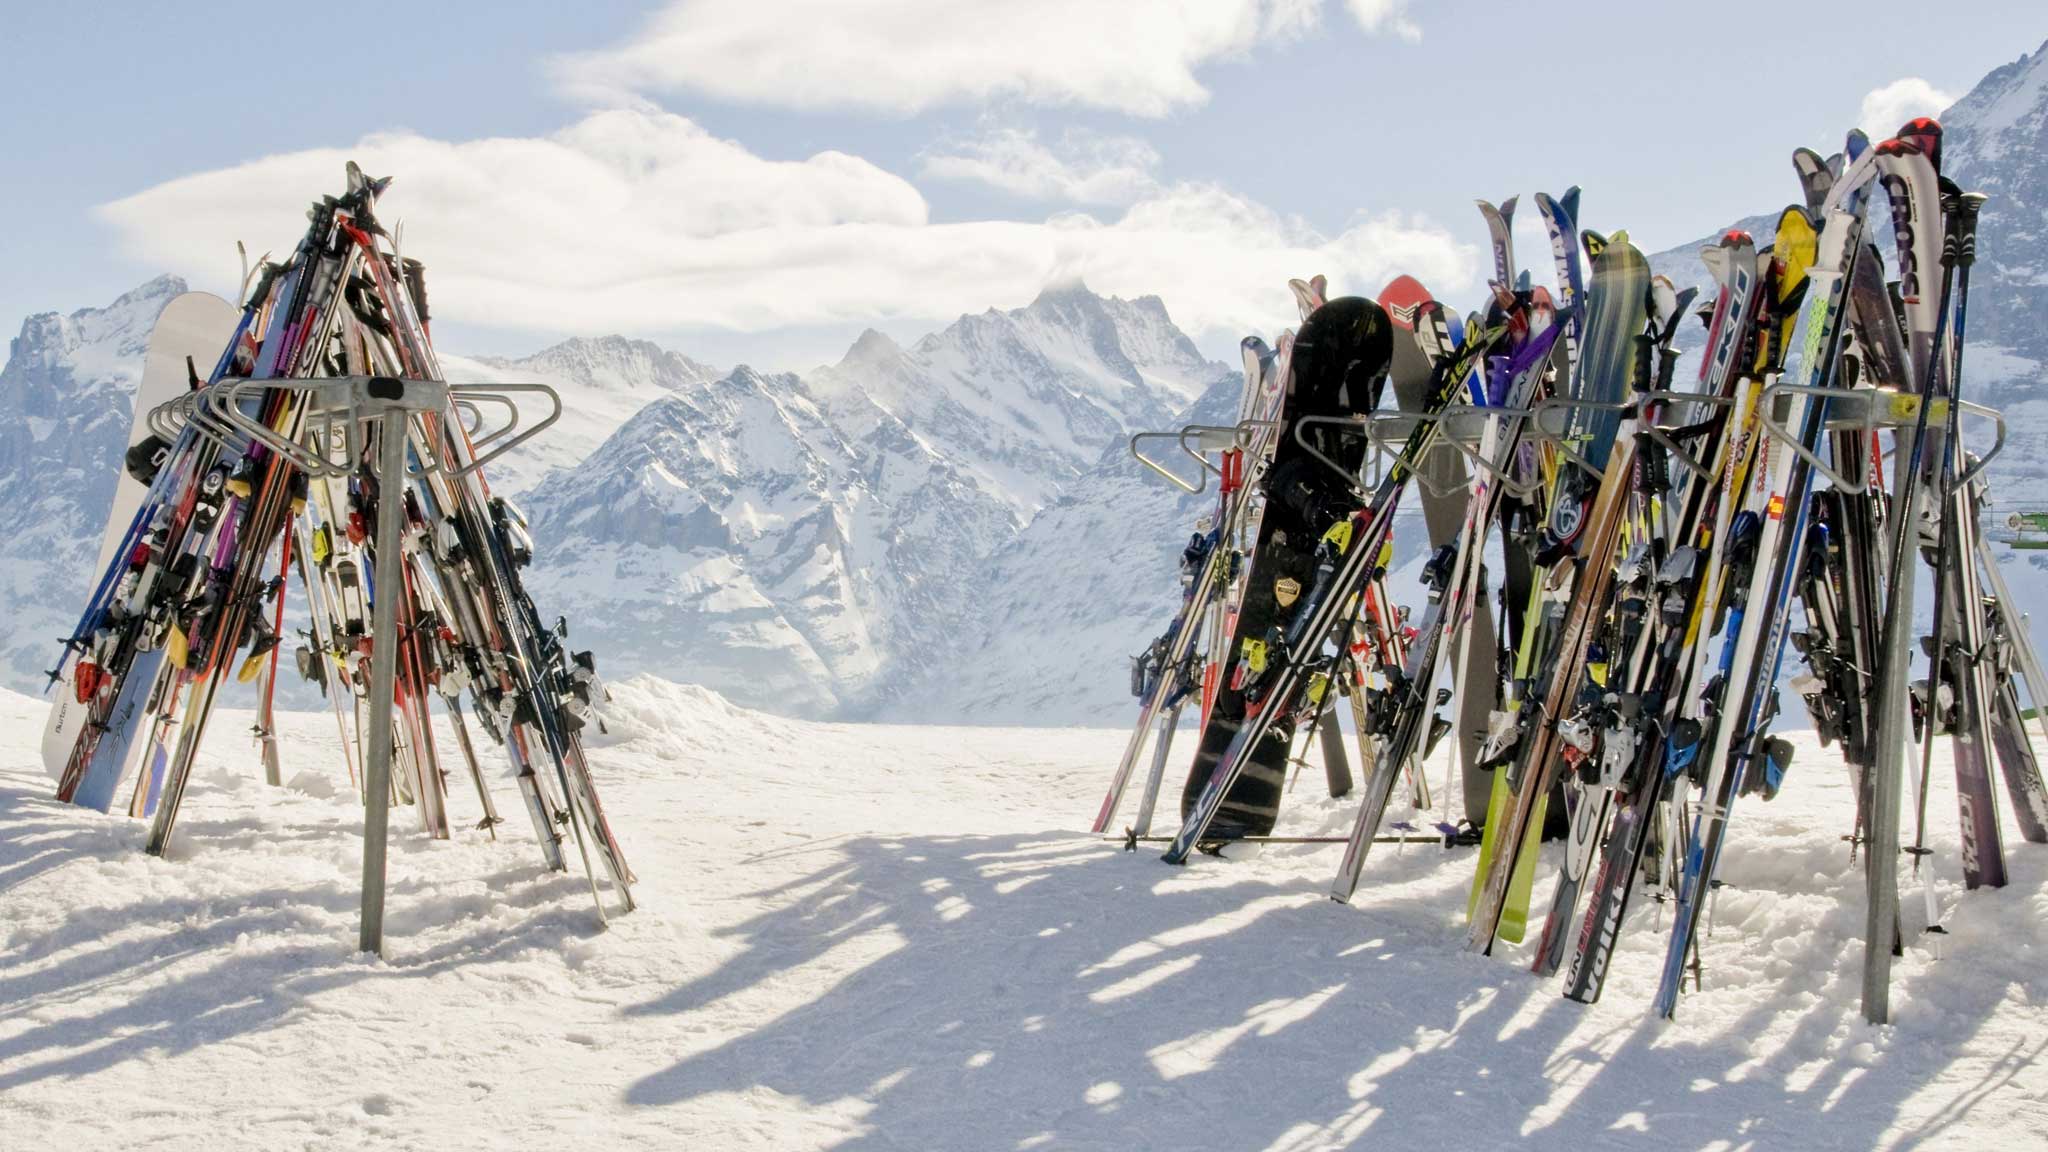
5 1 2045 368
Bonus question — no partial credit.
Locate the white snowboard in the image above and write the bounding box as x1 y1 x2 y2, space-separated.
43 291 240 780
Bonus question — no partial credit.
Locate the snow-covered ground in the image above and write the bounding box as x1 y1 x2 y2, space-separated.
2 677 2045 1150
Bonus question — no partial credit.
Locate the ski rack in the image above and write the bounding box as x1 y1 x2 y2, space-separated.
1294 393 1727 499
1757 384 2007 493
1294 410 1476 497
1523 392 1742 483
144 373 563 957
147 390 234 454
1129 419 1280 494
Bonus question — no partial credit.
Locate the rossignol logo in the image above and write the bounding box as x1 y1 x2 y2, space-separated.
1387 301 1421 326
1883 173 1921 303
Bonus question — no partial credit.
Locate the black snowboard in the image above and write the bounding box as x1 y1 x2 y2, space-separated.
1178 297 1392 840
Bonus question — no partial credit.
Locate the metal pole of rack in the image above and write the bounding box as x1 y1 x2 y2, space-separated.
359 392 411 956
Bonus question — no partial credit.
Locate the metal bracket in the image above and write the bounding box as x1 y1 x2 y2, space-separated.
1426 405 1549 499
1633 389 1738 483
1296 408 1530 499
1130 419 1280 494
448 383 562 477
154 375 562 482
1131 431 1206 493
148 390 236 454
1759 384 2007 493
1526 396 1637 479
1292 413 1387 495
214 376 449 478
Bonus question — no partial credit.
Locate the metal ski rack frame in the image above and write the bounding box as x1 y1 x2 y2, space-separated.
1753 379 2012 1024
1758 384 2006 495
1093 418 1284 838
1128 420 1280 494
1292 390 1711 496
149 373 561 957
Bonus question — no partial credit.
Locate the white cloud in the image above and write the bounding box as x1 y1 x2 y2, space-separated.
1345 0 1421 42
920 128 1161 204
97 109 1473 346
551 0 1340 117
1858 77 1957 138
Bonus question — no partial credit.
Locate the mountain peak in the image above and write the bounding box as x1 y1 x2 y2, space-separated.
5 275 188 395
113 274 189 310
504 334 719 394
1028 276 1096 307
839 327 903 368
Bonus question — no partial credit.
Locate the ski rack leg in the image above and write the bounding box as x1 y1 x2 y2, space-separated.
360 406 409 957
1126 420 1277 493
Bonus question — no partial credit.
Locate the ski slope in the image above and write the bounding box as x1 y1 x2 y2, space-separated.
1 677 2044 1150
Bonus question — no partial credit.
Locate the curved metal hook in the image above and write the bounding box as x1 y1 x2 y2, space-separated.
1527 396 1634 479
444 381 560 478
1759 384 2008 494
1175 423 1237 479
1430 404 1547 498
1131 431 1204 493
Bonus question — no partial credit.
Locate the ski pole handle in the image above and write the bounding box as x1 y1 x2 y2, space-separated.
1952 192 1987 270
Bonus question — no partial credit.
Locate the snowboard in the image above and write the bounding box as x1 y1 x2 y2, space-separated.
1177 296 1391 843
43 291 238 782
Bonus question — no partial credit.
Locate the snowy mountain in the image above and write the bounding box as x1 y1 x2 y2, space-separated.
442 336 720 494
892 372 1243 724
1652 39 2047 351
1946 39 2048 369
0 274 1229 717
0 275 186 686
522 284 1235 716
808 283 1219 512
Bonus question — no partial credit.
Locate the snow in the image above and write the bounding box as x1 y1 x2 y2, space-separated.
4 677 2046 1149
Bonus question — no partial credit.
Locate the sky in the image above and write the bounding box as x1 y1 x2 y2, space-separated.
4 0 2045 370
